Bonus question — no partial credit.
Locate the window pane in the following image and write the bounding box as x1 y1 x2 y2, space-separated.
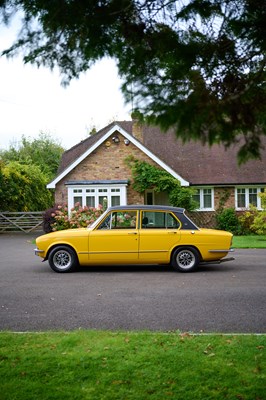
73 196 82 206
192 189 200 208
98 214 111 230
203 189 212 208
249 188 257 207
237 189 246 208
111 196 120 206
99 196 108 207
111 211 136 229
142 211 168 228
166 213 180 229
86 196 95 207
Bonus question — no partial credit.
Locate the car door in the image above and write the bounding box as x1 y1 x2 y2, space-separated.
139 211 181 263
88 210 139 263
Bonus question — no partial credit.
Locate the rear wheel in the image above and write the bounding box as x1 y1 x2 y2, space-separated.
171 247 200 272
48 246 78 273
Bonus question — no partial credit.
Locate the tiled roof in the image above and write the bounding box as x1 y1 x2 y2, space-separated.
57 121 266 186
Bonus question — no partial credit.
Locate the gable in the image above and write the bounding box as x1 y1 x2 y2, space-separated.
47 124 190 189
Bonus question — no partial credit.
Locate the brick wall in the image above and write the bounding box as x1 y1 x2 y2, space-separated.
55 131 158 205
214 187 235 210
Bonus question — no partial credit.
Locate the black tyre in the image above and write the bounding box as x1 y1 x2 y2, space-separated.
48 246 78 273
171 247 200 272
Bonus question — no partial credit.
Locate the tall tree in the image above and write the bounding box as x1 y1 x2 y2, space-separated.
0 132 65 180
1 0 265 162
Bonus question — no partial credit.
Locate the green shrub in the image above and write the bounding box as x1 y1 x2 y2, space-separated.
169 187 197 211
238 207 257 235
216 208 242 235
251 193 266 235
238 193 266 235
251 212 266 234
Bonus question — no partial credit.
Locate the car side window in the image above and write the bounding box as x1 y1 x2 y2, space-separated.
142 211 180 229
166 213 180 229
111 211 137 229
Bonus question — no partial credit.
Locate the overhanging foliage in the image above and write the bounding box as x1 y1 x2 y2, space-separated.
0 0 265 163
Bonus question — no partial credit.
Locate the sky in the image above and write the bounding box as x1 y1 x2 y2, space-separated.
0 18 131 151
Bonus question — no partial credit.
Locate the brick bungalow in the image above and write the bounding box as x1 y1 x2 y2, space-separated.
47 120 266 225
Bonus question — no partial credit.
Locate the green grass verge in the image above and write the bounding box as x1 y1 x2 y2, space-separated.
233 235 266 248
1 331 265 400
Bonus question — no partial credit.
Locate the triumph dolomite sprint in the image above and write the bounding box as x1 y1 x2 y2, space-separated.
35 205 234 273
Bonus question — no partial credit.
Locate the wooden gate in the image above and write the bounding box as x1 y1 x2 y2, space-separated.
0 212 43 233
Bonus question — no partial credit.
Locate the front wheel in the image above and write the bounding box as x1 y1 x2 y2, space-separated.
171 247 200 272
48 246 78 273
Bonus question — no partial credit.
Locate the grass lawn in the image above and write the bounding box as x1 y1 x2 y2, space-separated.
233 235 266 248
0 331 265 400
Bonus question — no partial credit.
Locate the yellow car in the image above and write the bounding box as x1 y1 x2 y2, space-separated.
35 205 234 273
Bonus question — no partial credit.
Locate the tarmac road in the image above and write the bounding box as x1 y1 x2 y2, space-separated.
0 233 265 333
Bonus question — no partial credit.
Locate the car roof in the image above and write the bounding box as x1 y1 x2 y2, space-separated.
107 205 185 213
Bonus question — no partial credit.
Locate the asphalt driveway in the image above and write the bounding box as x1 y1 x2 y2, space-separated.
0 233 265 333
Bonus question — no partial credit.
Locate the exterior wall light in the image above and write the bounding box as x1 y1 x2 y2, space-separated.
124 139 130 146
112 135 120 143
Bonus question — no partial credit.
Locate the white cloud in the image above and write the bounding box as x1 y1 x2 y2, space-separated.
0 21 131 150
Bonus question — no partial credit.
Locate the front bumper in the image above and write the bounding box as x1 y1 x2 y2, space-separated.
34 248 44 256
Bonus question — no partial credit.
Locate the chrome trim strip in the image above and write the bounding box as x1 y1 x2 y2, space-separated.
79 250 167 255
209 249 234 253
78 251 139 255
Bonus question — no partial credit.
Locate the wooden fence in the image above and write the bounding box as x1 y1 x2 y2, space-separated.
186 211 216 228
0 212 44 233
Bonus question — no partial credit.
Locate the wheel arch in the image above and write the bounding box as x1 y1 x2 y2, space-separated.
171 245 202 263
45 242 78 261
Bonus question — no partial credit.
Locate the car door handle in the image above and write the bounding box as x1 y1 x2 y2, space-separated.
168 231 178 234
128 232 137 235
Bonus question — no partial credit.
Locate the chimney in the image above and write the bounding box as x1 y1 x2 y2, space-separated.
131 114 143 143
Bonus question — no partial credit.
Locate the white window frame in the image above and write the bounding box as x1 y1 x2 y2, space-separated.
235 187 264 210
193 187 214 211
67 184 127 212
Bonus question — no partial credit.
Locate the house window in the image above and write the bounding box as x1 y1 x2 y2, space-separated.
193 188 214 210
235 187 264 209
86 189 95 207
67 183 127 211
